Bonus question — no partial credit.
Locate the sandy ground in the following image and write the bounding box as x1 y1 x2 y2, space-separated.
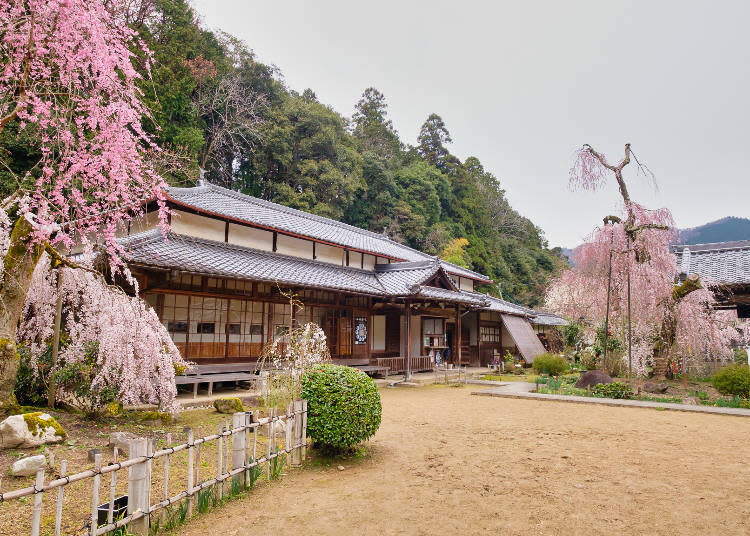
176 384 750 536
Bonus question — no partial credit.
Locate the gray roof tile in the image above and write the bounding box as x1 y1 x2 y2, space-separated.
165 182 490 282
673 241 750 286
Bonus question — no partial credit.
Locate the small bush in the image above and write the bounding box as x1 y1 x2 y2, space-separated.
734 347 748 365
711 364 750 398
591 382 633 399
301 364 381 451
579 348 599 371
532 354 568 376
14 346 51 407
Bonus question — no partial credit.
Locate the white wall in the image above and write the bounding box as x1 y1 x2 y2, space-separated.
228 223 272 250
459 277 474 292
171 210 225 242
276 233 314 259
316 243 344 265
372 315 386 351
362 254 376 270
349 250 363 268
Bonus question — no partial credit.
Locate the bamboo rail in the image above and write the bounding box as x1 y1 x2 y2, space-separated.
1 403 307 536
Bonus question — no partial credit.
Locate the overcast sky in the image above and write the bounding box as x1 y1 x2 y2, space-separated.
192 0 750 248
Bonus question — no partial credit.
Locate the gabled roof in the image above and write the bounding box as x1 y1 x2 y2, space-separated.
120 230 386 295
164 182 490 283
120 230 488 306
673 240 750 286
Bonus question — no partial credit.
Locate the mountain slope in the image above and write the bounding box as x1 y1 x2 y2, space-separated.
678 217 750 245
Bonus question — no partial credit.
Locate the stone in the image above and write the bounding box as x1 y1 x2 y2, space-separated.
643 381 668 394
213 397 244 414
682 396 699 405
271 419 289 436
0 413 66 449
337 465 345 471
574 370 614 389
109 431 141 455
11 455 47 477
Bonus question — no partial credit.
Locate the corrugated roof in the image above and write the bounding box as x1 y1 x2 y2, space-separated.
165 182 490 282
673 241 750 286
501 313 547 363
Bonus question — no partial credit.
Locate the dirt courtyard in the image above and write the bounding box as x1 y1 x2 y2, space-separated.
176 385 749 536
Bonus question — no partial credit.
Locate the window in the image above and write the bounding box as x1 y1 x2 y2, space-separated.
190 296 228 359
423 318 444 335
227 300 266 358
480 326 501 343
168 321 188 333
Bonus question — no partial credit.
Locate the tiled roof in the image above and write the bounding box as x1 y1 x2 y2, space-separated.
483 295 533 316
120 230 490 306
530 311 569 326
673 241 750 286
121 230 386 295
165 182 490 282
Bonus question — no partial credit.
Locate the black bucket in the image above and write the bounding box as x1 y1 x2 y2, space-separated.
97 495 128 527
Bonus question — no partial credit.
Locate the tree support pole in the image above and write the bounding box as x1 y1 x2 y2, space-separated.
48 269 63 408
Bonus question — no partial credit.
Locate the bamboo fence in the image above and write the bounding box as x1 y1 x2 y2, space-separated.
0 399 307 536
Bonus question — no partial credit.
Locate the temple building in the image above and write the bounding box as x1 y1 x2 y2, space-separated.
118 181 553 374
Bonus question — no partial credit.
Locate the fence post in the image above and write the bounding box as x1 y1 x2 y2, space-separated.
127 438 150 536
232 412 246 489
185 428 194 519
291 399 302 466
285 401 293 454
90 453 102 536
301 399 308 460
31 468 45 536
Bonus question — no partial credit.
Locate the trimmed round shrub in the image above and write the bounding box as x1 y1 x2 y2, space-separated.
711 364 750 398
532 353 569 376
301 364 382 450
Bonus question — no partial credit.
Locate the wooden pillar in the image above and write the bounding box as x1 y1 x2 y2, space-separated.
231 412 246 488
477 314 482 367
127 438 150 535
48 269 64 408
456 304 462 368
405 300 412 381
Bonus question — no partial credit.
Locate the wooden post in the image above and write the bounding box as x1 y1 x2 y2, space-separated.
127 438 149 535
291 400 302 465
302 399 308 460
185 428 194 519
285 402 293 454
266 410 273 480
48 269 64 408
232 413 245 488
405 301 412 381
456 305 462 370
108 449 118 526
163 433 171 501
90 453 102 536
217 422 224 501
31 468 45 536
55 460 67 536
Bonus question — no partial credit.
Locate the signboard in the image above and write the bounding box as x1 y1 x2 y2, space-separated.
354 317 367 345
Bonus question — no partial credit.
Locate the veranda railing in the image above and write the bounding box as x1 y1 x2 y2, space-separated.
0 399 307 536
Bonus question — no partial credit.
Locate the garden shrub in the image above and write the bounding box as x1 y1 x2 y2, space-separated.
734 347 748 365
711 364 750 398
591 382 633 399
301 364 381 450
14 346 51 407
579 348 599 371
531 354 568 376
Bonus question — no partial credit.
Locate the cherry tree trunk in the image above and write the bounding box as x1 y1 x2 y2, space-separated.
0 219 45 412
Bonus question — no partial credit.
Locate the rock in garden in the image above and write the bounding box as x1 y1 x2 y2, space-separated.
682 396 699 405
213 397 244 414
109 431 141 455
643 381 668 394
11 455 47 477
0 413 66 449
574 370 613 389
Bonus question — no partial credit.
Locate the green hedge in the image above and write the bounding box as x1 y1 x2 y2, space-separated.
301 364 382 450
532 354 568 376
711 364 750 398
591 382 633 399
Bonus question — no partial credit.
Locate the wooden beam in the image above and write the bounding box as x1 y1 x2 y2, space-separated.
456 304 462 369
405 300 412 381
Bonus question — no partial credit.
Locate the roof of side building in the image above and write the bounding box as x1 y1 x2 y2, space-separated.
673 240 750 286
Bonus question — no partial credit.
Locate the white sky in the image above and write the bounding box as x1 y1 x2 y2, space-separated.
191 0 750 248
